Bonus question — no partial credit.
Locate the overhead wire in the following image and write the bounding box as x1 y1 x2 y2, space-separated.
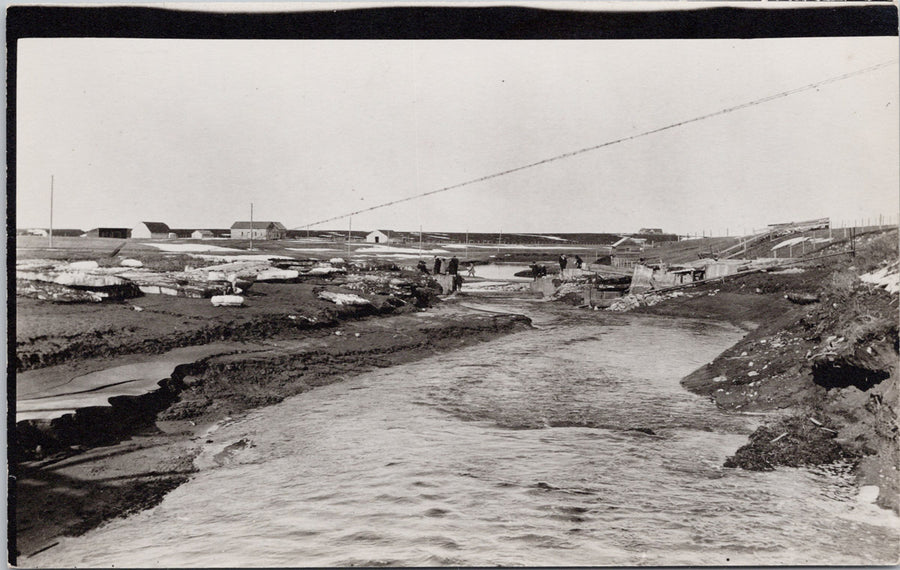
294 58 898 231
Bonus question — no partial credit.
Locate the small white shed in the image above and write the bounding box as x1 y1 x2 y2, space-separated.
366 230 391 244
192 230 214 240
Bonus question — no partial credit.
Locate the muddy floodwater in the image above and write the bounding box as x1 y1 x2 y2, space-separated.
30 302 899 567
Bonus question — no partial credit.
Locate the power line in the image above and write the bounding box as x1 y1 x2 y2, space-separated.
295 58 898 231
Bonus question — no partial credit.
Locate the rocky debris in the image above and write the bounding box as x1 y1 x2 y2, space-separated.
724 415 853 471
607 290 690 311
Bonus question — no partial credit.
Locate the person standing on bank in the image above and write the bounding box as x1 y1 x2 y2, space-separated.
433 256 442 275
448 255 460 291
575 255 584 269
417 259 429 274
559 254 568 275
467 263 476 277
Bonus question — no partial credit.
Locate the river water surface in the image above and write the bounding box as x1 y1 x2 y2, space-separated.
32 302 899 567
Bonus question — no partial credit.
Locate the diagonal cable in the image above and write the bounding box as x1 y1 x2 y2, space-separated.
295 59 898 230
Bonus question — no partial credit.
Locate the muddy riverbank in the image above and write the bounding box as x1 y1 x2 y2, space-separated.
633 234 899 512
13 302 530 560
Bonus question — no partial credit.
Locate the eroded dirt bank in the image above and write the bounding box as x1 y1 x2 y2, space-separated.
13 281 530 561
15 280 439 373
635 234 898 512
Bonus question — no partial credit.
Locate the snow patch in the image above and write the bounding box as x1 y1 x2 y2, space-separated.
143 243 242 253
860 262 900 294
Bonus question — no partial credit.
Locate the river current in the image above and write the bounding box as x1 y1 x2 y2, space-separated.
31 301 899 567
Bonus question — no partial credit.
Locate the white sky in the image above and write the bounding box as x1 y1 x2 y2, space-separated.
15 36 899 234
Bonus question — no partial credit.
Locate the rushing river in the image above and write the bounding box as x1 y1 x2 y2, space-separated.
31 302 899 567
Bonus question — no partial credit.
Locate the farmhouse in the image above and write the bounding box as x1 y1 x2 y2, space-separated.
366 230 392 244
230 221 286 240
132 222 171 239
192 229 215 239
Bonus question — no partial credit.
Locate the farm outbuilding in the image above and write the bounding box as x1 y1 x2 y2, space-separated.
85 228 132 239
230 221 286 240
53 229 86 237
192 230 215 239
366 230 391 244
132 222 171 239
610 236 645 268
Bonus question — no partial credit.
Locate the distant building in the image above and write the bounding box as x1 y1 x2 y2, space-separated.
85 228 131 239
230 221 286 240
53 229 85 237
192 229 215 239
366 230 391 244
638 228 663 235
132 222 171 239
169 228 195 238
610 236 645 268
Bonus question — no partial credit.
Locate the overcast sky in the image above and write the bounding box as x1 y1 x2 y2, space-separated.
15 35 898 234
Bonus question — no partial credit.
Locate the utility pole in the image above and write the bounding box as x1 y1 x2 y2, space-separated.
419 225 423 256
249 202 254 251
465 228 469 261
347 215 352 256
49 175 54 249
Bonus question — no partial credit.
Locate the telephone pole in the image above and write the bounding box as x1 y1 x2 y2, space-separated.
49 175 54 249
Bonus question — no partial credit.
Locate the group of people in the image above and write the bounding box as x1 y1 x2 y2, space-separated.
530 254 584 280
416 255 475 292
558 254 584 272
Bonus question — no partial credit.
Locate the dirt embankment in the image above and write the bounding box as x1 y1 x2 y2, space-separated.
13 272 530 561
14 278 440 373
638 235 899 511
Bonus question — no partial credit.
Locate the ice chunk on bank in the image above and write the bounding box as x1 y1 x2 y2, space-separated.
317 291 371 306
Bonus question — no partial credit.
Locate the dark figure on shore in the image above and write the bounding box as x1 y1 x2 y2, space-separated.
433 256 442 275
531 262 541 280
559 255 568 274
417 260 429 274
448 256 460 291
575 255 584 269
